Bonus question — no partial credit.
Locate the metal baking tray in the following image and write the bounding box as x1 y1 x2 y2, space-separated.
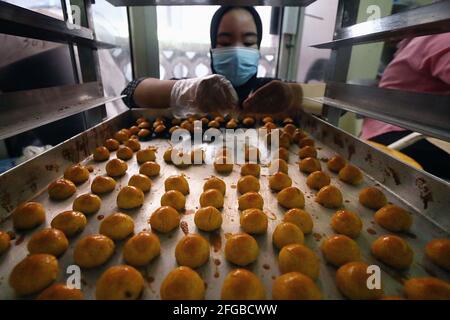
0 108 449 300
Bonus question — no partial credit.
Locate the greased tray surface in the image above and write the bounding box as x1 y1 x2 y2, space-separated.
0 124 449 300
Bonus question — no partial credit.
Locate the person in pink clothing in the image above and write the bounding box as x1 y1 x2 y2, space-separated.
361 32 450 179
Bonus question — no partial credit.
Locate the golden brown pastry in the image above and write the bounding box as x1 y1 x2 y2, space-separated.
214 156 234 174
298 146 317 159
315 185 343 209
99 212 134 241
130 125 140 135
283 208 313 234
306 171 331 190
276 147 290 162
242 117 255 127
161 190 186 211
331 210 362 238
283 122 296 133
91 176 116 194
338 164 363 185
139 161 160 177
160 266 205 300
268 172 292 192
128 174 152 193
36 283 84 300
272 272 321 300
175 234 210 268
0 231 11 255
299 157 321 174
96 265 144 300
48 178 76 200
93 146 110 162
238 192 264 210
240 208 268 234
123 231 160 267
321 235 361 267
277 187 305 209
165 175 190 195
327 155 346 173
273 222 304 250
117 186 144 209
237 175 260 194
194 206 223 231
124 138 141 152
278 244 320 280
264 122 277 131
137 128 151 139
336 262 384 300
203 176 226 195
241 163 260 177
51 210 87 237
136 148 156 164
268 158 288 175
374 204 412 232
114 129 130 143
73 193 101 215
105 158 128 177
104 138 120 151
225 233 259 266
359 187 387 210
73 234 115 268
116 146 133 161
298 137 315 148
64 164 89 185
27 228 68 257
226 119 238 129
371 235 413 269
279 132 292 149
262 116 273 124
221 268 265 300
403 277 450 300
163 147 174 163
12 201 46 230
149 206 180 233
292 129 307 144
425 239 450 271
199 189 224 209
9 254 58 296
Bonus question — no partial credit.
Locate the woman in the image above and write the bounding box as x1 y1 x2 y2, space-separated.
122 6 304 116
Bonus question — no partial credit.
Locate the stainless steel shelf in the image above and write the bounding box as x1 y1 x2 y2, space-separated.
311 82 450 142
312 0 450 49
106 0 316 6
0 82 123 140
0 1 116 49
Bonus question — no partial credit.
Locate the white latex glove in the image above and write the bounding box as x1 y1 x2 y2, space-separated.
170 74 238 118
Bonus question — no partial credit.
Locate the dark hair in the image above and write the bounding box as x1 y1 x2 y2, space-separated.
210 6 263 49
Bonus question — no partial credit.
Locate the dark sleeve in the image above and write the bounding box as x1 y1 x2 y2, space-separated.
121 77 146 109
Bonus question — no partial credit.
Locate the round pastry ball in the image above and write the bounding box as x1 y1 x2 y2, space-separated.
73 234 115 268
276 147 289 162
128 174 152 193
298 146 317 159
123 231 160 267
242 116 255 127
165 175 190 195
27 228 69 257
48 179 76 200
298 137 315 148
51 210 87 237
269 172 292 192
0 231 11 255
161 190 186 211
278 244 320 280
163 147 174 163
203 176 226 195
273 272 321 300
73 193 101 215
104 138 120 151
238 192 264 211
116 146 133 161
283 208 313 234
225 233 259 266
91 176 116 194
117 186 144 210
214 156 234 174
194 206 222 231
93 146 110 162
315 185 343 209
36 283 84 300
241 163 260 177
136 148 156 164
306 171 331 190
331 210 362 238
64 164 89 185
138 129 151 139
403 277 450 300
359 187 387 210
327 155 346 173
149 206 180 233
371 235 413 270
106 158 128 177
273 222 304 250
293 129 307 143
374 204 412 232
336 262 384 300
269 158 288 175
425 239 450 271
277 187 305 209
221 268 265 300
237 175 260 194
299 157 321 174
124 139 141 152
240 209 268 234
139 161 160 177
99 213 134 241
12 201 45 230
160 266 205 300
96 265 144 300
321 235 361 267
175 234 210 268
114 129 130 143
338 164 363 185
9 254 58 296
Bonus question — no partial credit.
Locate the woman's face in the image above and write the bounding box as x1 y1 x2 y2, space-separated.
216 8 258 48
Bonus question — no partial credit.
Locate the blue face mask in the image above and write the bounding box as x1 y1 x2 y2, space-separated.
211 47 260 87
